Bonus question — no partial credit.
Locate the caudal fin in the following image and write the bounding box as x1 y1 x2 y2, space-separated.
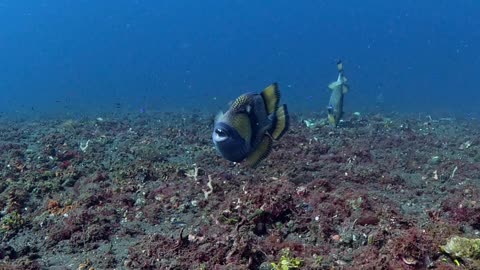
271 104 289 140
337 60 344 73
337 60 349 93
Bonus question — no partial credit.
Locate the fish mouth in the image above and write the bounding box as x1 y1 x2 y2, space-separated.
219 143 249 163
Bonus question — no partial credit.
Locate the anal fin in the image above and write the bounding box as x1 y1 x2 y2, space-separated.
245 135 273 168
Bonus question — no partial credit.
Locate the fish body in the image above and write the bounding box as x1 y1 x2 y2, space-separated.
327 61 349 127
212 83 289 167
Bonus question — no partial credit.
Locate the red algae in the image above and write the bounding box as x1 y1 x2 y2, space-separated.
0 112 479 269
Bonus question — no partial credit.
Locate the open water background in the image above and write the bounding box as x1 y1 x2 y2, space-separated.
0 0 478 118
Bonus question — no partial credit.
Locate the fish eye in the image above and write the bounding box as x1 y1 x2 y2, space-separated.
215 128 228 137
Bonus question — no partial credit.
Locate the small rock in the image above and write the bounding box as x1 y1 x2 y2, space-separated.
258 262 274 270
429 156 441 165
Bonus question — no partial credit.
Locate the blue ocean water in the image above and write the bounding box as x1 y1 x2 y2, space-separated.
0 0 478 118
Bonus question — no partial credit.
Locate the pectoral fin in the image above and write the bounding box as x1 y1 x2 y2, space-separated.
328 81 341 90
260 83 280 114
245 135 273 168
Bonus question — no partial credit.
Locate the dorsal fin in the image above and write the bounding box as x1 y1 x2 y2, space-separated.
230 94 253 113
260 83 280 114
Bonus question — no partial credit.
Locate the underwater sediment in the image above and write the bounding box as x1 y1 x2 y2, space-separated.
0 112 480 269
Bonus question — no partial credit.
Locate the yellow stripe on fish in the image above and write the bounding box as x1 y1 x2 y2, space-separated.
260 83 280 115
271 105 289 140
229 112 252 143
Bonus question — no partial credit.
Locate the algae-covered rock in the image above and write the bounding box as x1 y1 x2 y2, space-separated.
441 236 480 260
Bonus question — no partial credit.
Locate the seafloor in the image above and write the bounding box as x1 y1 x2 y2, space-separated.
0 112 479 270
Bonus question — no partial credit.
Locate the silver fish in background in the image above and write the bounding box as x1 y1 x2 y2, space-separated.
212 83 289 167
327 61 349 127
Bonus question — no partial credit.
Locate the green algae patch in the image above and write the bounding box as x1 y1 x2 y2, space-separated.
0 211 25 233
441 236 480 261
271 248 303 270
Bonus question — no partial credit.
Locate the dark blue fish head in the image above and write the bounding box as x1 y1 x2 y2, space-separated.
212 122 249 162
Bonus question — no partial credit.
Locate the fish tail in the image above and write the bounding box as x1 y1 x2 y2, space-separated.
336 60 344 74
336 60 349 94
